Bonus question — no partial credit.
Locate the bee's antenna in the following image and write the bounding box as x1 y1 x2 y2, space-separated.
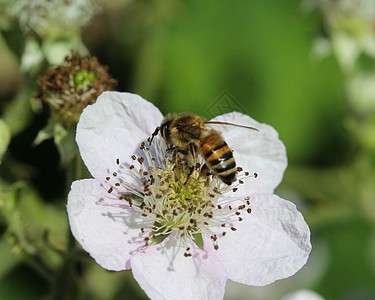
148 126 160 145
205 121 259 131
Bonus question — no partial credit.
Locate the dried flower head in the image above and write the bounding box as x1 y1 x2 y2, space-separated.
35 54 117 126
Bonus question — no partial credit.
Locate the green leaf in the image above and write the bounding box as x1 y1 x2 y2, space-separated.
1 86 34 136
0 236 21 280
0 181 67 276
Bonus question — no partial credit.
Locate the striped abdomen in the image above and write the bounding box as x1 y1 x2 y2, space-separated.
199 131 237 185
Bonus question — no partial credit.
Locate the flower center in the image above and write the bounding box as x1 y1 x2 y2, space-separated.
107 138 256 251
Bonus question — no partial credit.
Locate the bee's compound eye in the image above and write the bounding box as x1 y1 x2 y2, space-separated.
160 121 171 142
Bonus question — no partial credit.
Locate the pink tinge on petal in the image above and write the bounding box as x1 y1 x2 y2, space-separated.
76 91 164 183
131 234 227 300
67 179 152 271
206 194 311 286
209 112 287 195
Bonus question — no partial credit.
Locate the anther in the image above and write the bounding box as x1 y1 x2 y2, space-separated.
108 187 113 194
254 172 258 178
247 208 252 214
244 172 249 176
131 155 136 160
233 188 238 192
113 172 117 176
116 158 120 165
214 245 219 250
230 227 237 231
106 177 110 181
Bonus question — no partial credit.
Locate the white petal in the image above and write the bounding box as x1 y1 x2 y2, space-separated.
67 179 152 271
206 194 311 286
76 91 163 182
210 112 287 194
282 290 325 300
131 235 227 300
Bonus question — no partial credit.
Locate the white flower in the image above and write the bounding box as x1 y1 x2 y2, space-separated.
13 0 99 36
67 91 311 300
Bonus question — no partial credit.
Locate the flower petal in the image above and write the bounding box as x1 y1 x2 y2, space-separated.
282 290 325 300
210 112 287 194
131 235 227 300
76 91 163 182
206 194 311 286
67 179 152 271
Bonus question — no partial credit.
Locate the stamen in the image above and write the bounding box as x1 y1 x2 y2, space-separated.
104 136 258 254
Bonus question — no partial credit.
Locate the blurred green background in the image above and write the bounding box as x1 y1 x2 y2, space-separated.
1 0 375 299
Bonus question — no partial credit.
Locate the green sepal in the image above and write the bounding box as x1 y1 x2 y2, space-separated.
0 119 11 162
33 121 55 146
146 222 169 246
54 123 78 167
192 232 204 250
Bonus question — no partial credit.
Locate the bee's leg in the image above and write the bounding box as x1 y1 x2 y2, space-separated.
183 144 198 185
183 165 195 186
166 146 178 153
148 126 160 145
200 163 212 177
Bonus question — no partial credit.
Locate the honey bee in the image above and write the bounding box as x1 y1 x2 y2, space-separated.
149 113 258 185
